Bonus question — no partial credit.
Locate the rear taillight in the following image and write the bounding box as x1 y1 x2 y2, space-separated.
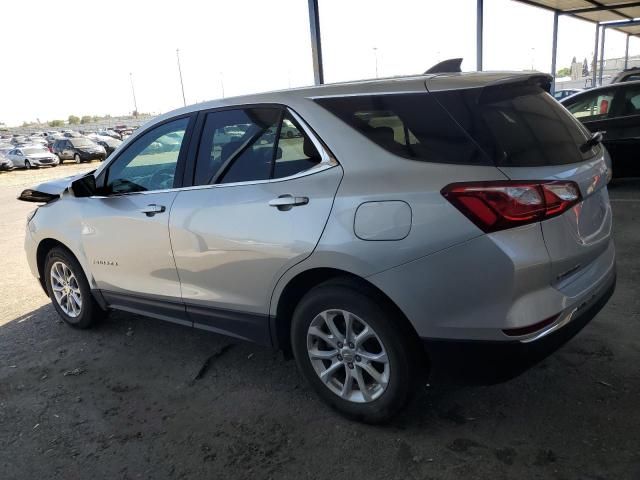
441 181 581 233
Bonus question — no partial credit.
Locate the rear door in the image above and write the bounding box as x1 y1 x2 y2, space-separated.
433 82 613 283
169 106 342 344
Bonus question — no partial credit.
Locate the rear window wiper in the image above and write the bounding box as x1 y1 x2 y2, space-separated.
580 131 605 153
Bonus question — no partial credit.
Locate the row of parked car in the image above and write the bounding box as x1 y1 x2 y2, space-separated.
0 127 136 171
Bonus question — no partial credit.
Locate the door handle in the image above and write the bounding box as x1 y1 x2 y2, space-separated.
268 195 309 211
140 204 166 217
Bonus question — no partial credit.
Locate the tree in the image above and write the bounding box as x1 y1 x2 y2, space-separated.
80 115 92 124
68 115 80 125
556 67 571 78
49 119 64 127
582 58 589 77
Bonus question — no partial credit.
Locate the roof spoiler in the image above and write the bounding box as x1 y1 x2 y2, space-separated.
426 72 553 94
424 58 463 74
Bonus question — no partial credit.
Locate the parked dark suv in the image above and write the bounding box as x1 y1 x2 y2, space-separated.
52 138 107 164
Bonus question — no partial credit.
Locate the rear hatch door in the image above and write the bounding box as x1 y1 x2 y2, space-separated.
429 76 612 283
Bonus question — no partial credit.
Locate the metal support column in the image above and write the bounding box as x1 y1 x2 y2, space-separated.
476 0 483 71
592 25 599 87
625 34 630 69
308 0 324 85
551 11 559 94
599 26 606 85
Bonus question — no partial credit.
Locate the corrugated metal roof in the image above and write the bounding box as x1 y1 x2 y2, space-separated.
515 1 640 35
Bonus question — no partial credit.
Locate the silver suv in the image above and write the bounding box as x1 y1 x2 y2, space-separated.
21 72 616 422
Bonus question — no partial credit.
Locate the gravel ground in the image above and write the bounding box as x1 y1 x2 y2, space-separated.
0 166 639 480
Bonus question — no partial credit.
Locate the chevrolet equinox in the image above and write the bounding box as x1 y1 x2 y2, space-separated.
21 71 616 422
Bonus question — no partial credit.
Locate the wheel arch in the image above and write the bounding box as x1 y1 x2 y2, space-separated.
270 267 424 360
36 238 95 296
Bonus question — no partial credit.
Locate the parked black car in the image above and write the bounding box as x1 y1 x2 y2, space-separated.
561 80 640 177
51 137 106 163
611 67 640 84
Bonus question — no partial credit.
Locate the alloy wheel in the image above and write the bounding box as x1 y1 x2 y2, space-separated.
307 309 390 403
50 261 82 317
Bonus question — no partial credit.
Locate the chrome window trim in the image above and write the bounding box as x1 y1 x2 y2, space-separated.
89 106 339 199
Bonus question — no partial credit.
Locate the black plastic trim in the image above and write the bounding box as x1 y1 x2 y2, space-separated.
101 291 191 327
188 304 271 346
99 290 271 345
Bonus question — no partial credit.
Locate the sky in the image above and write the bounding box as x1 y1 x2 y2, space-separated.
1 0 639 127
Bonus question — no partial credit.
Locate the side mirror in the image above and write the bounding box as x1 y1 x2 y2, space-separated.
71 174 97 197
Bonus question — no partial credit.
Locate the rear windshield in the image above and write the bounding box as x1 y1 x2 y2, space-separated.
432 85 595 166
314 93 490 165
70 138 94 148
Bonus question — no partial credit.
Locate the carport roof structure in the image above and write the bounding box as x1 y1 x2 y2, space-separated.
306 0 640 91
516 1 640 35
513 1 640 88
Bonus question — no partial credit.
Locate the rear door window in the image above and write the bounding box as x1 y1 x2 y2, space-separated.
612 84 640 117
273 113 321 179
193 107 322 185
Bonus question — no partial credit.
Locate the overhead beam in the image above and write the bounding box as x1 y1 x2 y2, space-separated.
307 0 324 85
600 18 640 27
477 0 483 71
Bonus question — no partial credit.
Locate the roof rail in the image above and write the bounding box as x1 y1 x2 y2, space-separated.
424 58 463 74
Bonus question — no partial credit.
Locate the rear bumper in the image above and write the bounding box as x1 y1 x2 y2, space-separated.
368 223 616 342
423 269 616 384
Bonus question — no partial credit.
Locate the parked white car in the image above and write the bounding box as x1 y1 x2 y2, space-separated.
5 146 59 168
0 153 13 171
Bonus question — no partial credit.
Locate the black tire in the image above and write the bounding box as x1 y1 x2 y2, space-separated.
291 280 424 423
24 160 31 169
44 247 105 329
74 154 81 164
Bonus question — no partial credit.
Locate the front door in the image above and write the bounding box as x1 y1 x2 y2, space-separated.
169 107 342 343
80 116 193 325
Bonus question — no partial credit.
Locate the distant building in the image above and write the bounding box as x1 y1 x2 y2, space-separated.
556 54 640 90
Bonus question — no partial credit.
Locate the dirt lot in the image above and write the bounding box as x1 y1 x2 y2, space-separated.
0 165 639 479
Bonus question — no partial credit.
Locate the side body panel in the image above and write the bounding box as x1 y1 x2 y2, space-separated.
79 192 182 300
170 167 342 314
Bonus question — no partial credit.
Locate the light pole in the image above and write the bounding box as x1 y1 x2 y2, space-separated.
220 72 225 98
176 48 186 107
373 47 379 78
530 47 536 71
129 72 138 115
